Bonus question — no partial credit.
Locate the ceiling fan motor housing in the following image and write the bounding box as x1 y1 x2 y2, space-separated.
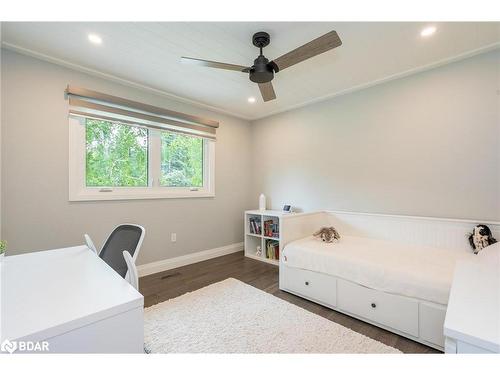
249 55 274 83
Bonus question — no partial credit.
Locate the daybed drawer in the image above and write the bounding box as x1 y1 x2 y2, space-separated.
282 267 337 307
337 279 419 337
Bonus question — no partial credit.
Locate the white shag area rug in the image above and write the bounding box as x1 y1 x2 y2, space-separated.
144 278 401 353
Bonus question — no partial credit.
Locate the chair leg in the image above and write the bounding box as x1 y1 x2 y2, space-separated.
84 234 98 255
123 250 139 290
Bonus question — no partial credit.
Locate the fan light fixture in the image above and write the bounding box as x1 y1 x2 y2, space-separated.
88 33 102 45
420 26 436 37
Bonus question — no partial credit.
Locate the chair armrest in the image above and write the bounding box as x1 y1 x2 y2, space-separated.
84 234 99 255
123 250 139 290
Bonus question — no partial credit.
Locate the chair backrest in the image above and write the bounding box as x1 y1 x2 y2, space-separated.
99 224 145 278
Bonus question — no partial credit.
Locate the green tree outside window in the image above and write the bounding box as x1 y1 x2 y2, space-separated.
86 119 148 187
160 132 203 187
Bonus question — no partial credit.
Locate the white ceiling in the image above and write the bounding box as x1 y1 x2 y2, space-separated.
2 22 499 120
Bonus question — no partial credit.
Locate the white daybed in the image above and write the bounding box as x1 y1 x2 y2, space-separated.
278 211 500 351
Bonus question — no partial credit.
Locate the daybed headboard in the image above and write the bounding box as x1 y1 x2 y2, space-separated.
281 210 500 252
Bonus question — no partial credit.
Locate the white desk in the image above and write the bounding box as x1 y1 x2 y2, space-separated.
444 258 500 353
1 246 144 353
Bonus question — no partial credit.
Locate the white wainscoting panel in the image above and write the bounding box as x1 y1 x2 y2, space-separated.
325 211 500 252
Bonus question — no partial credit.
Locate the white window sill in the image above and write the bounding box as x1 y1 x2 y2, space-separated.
69 189 215 202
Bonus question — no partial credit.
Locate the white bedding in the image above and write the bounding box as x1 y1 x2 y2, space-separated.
282 235 474 305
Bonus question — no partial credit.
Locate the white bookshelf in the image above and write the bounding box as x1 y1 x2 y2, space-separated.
244 210 285 266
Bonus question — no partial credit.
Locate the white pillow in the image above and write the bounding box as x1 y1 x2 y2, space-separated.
476 241 500 261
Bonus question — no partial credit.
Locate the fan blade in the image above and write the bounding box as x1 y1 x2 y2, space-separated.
271 30 342 71
258 82 276 102
181 57 249 72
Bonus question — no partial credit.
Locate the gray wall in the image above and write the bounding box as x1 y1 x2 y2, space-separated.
2 48 499 264
1 50 253 261
251 50 500 221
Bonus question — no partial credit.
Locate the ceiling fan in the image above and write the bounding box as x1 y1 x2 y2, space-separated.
181 30 342 102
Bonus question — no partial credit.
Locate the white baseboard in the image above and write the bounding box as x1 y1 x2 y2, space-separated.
137 242 244 277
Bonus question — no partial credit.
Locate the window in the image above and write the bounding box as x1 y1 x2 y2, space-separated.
69 116 215 201
86 119 149 187
160 132 203 188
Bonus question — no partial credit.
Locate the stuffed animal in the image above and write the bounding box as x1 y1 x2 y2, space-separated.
468 224 497 254
313 227 340 243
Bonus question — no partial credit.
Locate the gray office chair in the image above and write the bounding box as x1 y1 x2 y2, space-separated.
85 224 145 290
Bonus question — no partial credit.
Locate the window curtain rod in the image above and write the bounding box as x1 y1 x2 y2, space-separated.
65 85 219 129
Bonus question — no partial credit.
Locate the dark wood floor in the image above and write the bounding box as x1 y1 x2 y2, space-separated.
139 251 439 354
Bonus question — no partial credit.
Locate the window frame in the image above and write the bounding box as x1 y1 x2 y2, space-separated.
69 115 215 201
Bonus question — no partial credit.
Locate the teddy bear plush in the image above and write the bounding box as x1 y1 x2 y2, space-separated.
468 224 497 254
313 227 341 243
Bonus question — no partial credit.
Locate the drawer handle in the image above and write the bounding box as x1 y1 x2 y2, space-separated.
305 281 309 286
371 303 376 308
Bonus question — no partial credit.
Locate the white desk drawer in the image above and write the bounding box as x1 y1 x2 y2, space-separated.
337 279 419 337
282 267 337 307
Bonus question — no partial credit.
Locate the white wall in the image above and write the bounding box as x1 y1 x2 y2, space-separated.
1 50 253 262
251 50 500 221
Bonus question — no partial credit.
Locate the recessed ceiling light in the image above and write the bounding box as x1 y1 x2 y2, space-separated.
248 97 256 103
88 33 102 45
420 26 436 37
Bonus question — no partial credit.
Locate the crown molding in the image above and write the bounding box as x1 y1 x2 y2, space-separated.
1 41 253 121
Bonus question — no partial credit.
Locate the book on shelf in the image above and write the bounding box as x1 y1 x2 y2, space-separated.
266 240 280 261
272 223 279 237
263 220 279 238
248 217 261 235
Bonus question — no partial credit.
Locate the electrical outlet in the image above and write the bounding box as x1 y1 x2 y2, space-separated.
171 233 177 242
